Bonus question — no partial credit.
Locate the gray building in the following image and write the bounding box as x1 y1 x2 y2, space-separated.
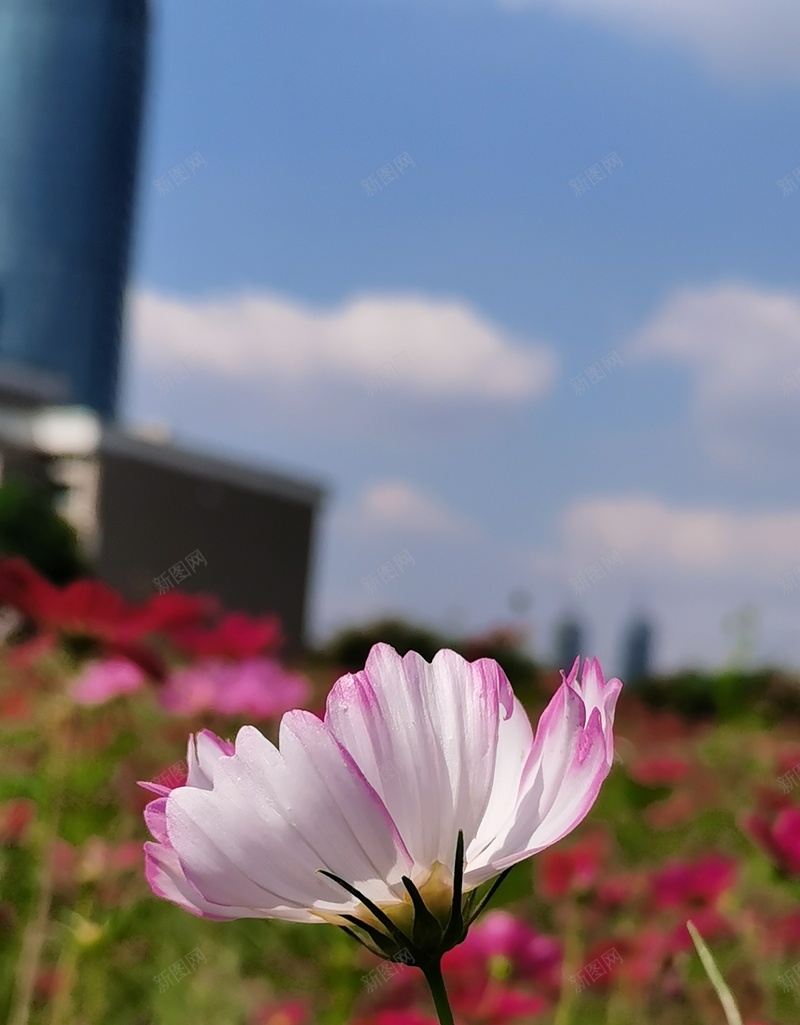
0 407 325 651
0 0 148 417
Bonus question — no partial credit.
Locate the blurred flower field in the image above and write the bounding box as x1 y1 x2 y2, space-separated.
2 560 800 1025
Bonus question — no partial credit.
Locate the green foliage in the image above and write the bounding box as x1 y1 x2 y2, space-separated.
319 617 455 669
3 643 799 1024
0 479 89 583
635 666 800 721
318 618 541 694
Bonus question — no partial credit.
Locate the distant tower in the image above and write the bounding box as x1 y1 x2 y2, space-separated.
554 615 584 670
0 0 149 418
621 616 654 683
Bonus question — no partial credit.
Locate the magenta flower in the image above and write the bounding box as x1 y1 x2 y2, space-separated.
651 854 737 910
141 647 621 1024
747 806 800 876
70 658 145 705
158 657 309 718
453 910 561 981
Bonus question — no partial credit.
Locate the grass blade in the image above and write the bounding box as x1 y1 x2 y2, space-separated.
686 919 743 1025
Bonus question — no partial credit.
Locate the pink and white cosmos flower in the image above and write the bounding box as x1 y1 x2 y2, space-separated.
141 646 621 961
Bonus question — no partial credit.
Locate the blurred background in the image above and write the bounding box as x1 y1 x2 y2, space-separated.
2 0 799 677
3 4 800 1023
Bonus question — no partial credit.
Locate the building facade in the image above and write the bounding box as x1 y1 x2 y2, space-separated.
0 408 325 651
0 0 149 418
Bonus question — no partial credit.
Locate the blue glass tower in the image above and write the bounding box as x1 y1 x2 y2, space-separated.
0 0 149 418
621 616 655 683
554 615 584 671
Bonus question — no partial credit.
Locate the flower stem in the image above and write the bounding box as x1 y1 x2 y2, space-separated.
422 960 455 1025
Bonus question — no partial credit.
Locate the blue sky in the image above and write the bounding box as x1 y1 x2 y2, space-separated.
122 0 800 672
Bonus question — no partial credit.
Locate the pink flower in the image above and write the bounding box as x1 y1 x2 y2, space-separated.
70 658 145 705
251 999 309 1025
140 729 235 799
159 657 309 718
354 1014 439 1025
444 911 561 983
0 799 35 844
458 986 547 1023
142 648 621 968
651 854 737 910
747 806 800 876
629 756 690 786
538 832 606 900
440 912 558 1022
169 611 282 660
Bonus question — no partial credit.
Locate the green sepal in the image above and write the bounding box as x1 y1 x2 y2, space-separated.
402 874 444 950
441 830 466 948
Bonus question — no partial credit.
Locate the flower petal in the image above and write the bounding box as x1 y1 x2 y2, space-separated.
325 644 515 872
466 676 616 883
144 841 310 921
466 695 533 866
187 729 234 788
144 798 170 845
164 719 411 917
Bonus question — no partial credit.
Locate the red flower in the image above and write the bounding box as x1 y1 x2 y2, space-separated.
668 909 733 953
629 755 690 786
771 910 800 953
353 1014 438 1025
251 1000 309 1025
443 911 561 985
650 854 737 910
746 806 800 876
167 611 282 659
539 833 606 900
776 751 800 776
127 589 216 637
0 799 35 844
0 558 56 621
601 931 671 991
596 871 643 910
451 984 547 1023
438 913 559 1023
0 558 211 677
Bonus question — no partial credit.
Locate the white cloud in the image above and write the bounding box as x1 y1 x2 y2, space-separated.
346 480 479 539
555 495 800 579
128 288 556 402
500 0 800 82
530 494 800 671
626 282 800 470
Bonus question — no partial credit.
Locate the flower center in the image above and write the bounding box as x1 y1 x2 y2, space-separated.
313 860 457 936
